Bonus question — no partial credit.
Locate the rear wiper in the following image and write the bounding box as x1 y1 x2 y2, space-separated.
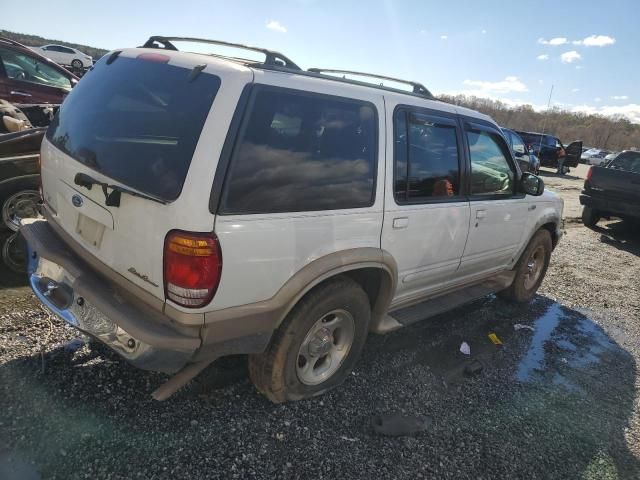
74 172 168 207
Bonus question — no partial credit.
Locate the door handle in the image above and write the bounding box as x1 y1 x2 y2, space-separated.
476 210 487 219
10 90 32 97
392 217 409 229
528 205 537 211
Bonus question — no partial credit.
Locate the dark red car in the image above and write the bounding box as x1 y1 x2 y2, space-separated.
0 37 79 104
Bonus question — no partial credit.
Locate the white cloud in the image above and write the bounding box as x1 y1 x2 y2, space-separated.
419 29 427 35
595 97 602 102
481 29 487 34
462 76 528 94
560 51 581 63
538 37 568 46
266 20 287 33
572 88 580 93
575 65 584 70
611 95 629 100
573 35 616 47
538 79 544 85
572 104 640 123
440 35 448 40
537 54 549 60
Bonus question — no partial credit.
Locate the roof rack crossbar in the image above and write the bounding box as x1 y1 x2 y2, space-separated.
141 36 301 70
307 68 433 99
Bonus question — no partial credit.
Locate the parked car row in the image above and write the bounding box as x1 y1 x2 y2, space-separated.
516 130 583 174
17 35 563 402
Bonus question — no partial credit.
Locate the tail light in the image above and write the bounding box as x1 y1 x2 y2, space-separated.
37 154 43 198
163 231 222 308
586 166 594 181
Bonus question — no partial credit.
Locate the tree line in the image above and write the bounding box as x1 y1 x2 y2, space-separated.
439 94 639 152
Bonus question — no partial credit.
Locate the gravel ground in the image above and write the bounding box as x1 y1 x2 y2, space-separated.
1 165 639 479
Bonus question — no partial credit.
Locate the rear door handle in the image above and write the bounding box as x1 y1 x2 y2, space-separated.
528 205 537 211
392 217 409 229
476 209 487 219
10 90 32 97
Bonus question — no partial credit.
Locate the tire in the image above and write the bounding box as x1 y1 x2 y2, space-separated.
0 181 42 232
581 206 600 228
71 59 83 69
2 232 27 273
498 229 552 303
249 276 371 403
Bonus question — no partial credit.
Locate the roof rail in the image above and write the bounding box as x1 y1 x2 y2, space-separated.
0 36 29 48
307 68 434 99
141 36 301 71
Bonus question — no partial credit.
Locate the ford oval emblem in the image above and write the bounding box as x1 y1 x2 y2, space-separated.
72 194 83 207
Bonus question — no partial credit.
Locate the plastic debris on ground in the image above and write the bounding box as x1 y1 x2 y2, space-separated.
459 341 471 355
488 333 503 345
514 323 535 332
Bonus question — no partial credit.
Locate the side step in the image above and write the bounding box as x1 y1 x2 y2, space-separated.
385 272 515 329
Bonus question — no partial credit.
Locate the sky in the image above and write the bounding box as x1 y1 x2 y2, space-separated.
3 0 638 122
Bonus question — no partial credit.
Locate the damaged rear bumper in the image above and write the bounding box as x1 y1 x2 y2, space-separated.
21 219 201 373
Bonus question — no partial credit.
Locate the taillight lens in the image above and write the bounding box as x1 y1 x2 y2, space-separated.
163 231 222 308
586 166 594 181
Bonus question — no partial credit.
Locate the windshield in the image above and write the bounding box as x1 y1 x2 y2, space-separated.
46 56 221 201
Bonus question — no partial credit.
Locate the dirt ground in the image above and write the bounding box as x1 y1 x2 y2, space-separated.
1 164 639 479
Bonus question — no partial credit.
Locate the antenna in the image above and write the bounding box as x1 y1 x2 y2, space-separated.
537 84 554 154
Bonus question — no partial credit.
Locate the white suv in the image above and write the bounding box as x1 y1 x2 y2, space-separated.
22 36 563 402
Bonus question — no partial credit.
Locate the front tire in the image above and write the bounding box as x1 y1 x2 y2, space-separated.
581 206 600 228
499 229 552 303
71 59 83 69
249 277 370 403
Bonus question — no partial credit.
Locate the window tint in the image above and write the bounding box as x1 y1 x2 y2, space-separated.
609 152 640 173
510 132 527 156
0 47 71 89
394 110 460 201
61 47 76 54
222 88 377 214
47 56 221 201
467 130 515 195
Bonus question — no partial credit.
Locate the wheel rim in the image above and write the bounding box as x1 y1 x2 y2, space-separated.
2 232 27 273
523 245 545 290
296 309 356 386
2 190 42 231
72 60 82 68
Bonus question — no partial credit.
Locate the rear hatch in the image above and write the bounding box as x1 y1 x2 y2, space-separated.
40 49 249 305
588 152 640 204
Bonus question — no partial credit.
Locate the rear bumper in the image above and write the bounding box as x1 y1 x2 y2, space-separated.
21 219 201 373
580 193 640 219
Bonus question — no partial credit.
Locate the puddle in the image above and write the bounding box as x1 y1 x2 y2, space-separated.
516 301 624 391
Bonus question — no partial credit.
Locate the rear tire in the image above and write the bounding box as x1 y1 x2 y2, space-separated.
248 277 370 403
581 206 600 228
0 182 41 231
71 59 83 69
499 229 552 303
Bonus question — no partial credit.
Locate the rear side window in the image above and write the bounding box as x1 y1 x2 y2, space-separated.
46 56 221 201
221 87 377 214
394 109 461 202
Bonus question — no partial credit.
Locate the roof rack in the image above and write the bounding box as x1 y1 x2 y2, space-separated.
0 36 29 48
307 68 433 99
141 36 301 71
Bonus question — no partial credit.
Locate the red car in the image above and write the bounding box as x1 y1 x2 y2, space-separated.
0 37 79 104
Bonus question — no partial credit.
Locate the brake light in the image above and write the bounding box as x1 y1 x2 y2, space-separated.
137 52 170 63
586 166 594 181
163 231 222 308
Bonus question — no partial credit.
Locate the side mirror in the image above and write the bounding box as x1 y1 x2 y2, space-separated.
521 172 544 196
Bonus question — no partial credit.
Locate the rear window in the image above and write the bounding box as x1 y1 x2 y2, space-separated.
608 152 640 173
46 56 221 201
221 87 377 214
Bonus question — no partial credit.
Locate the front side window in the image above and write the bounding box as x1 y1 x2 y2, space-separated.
221 88 377 214
467 130 515 195
394 109 460 202
0 47 71 89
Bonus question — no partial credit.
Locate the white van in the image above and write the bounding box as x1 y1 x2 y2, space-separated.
22 36 563 402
